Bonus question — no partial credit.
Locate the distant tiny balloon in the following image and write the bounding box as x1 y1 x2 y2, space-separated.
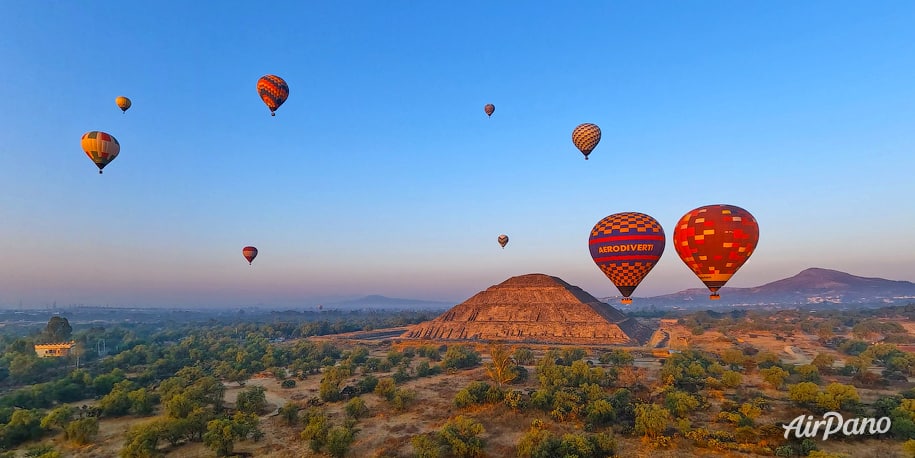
242 246 258 265
81 131 120 174
257 75 288 116
498 234 509 248
484 103 495 117
572 123 601 160
115 96 131 113
673 204 759 300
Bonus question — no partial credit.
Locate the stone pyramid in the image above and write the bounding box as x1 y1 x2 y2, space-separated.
402 273 653 345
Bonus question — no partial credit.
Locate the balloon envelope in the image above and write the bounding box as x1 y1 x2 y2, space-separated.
589 212 665 303
498 234 509 248
242 246 258 265
673 204 759 300
484 103 495 117
81 131 120 174
115 96 131 113
257 75 289 116
572 123 601 160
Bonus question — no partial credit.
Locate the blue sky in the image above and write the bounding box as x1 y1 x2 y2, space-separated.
1 2 914 307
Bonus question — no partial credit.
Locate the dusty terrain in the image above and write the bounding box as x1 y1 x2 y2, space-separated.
16 324 915 457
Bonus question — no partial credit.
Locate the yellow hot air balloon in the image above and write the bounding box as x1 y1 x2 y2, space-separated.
80 131 120 174
115 96 131 113
572 123 601 160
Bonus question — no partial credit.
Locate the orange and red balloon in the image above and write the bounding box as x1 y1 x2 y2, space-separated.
242 246 258 265
257 75 288 116
673 204 759 300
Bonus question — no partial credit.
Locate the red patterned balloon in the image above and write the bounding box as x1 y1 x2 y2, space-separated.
242 246 258 265
673 204 759 300
484 103 495 117
257 75 288 116
589 212 666 304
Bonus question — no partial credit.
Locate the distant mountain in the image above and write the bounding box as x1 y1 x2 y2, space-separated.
324 295 453 311
629 268 915 309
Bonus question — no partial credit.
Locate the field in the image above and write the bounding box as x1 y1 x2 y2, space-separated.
11 316 915 458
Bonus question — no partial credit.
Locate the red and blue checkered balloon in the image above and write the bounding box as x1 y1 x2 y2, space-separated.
589 212 666 303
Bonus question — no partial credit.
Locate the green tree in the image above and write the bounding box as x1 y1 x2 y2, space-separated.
442 345 482 370
128 388 156 416
99 380 135 416
236 385 267 415
599 349 634 366
761 366 790 389
345 397 368 419
721 370 743 388
301 409 330 452
485 343 517 387
203 418 237 457
278 403 299 426
439 416 485 458
665 390 699 418
24 444 61 458
44 317 72 343
319 366 350 402
811 353 836 373
40 405 74 431
119 420 163 458
902 439 915 457
413 432 444 458
3 409 44 448
788 382 820 406
816 382 860 411
326 424 358 458
374 377 396 400
796 364 821 382
513 348 535 365
634 403 670 440
64 417 99 445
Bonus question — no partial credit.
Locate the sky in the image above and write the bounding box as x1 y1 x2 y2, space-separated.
2 2 914 308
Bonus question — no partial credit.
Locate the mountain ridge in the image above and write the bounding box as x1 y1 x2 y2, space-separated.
635 267 915 308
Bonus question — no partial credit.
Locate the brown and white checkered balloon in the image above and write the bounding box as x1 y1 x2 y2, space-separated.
572 123 601 160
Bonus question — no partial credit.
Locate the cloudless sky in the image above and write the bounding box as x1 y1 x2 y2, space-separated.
2 2 914 308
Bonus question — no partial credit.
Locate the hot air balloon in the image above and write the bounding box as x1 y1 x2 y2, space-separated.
589 212 665 304
80 131 120 174
115 96 131 113
484 103 495 117
242 246 258 265
498 234 509 248
673 204 759 300
257 75 288 116
572 123 601 160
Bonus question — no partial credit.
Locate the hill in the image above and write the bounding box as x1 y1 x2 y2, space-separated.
630 268 915 309
324 295 453 311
